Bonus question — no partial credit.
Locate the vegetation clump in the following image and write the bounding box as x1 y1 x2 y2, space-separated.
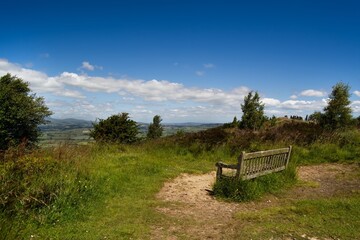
308 82 353 130
0 74 52 153
0 144 98 238
321 82 353 130
240 91 265 130
147 115 163 139
90 112 139 144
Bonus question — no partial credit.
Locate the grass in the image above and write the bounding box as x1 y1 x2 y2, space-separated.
234 195 360 239
0 142 230 239
1 128 359 239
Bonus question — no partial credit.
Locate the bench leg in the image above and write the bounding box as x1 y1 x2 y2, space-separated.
216 166 222 181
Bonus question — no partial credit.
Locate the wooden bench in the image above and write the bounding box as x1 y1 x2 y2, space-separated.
215 146 292 181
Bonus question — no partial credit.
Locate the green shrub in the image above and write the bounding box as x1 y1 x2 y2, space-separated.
90 113 139 144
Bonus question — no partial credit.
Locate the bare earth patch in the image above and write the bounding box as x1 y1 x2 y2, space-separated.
151 163 360 239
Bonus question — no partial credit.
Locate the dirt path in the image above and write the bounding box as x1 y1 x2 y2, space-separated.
152 163 360 239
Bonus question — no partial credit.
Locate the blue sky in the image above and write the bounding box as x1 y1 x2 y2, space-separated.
0 0 359 122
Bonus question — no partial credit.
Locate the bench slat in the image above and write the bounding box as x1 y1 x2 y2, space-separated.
243 147 290 159
241 166 286 180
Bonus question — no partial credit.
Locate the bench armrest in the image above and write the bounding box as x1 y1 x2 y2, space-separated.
215 161 238 180
215 162 238 169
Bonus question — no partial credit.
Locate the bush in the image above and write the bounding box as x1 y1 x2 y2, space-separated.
90 113 139 144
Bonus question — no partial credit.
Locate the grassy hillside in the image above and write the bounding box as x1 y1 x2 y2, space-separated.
1 123 359 239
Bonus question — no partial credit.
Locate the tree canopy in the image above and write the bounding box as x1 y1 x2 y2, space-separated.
0 74 52 151
90 113 139 143
240 91 265 130
147 115 163 139
321 82 352 130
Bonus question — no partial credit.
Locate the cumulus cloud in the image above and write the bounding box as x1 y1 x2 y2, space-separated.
351 101 360 113
80 61 103 71
262 98 281 106
55 72 250 105
281 100 325 110
354 90 360 97
0 58 62 92
81 61 94 71
1 58 358 121
0 58 249 107
48 99 115 120
300 89 326 97
290 95 297 99
57 89 86 99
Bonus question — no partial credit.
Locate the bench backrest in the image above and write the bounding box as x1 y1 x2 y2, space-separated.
236 146 292 180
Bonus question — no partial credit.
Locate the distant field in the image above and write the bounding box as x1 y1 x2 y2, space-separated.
39 118 222 145
39 128 93 146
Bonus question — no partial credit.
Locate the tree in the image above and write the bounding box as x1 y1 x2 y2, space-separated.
321 82 352 130
147 115 163 139
240 91 265 130
90 113 139 143
269 115 277 127
231 116 239 128
0 74 52 152
308 111 323 124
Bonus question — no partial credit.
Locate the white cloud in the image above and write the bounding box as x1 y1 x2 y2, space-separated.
81 61 95 71
80 61 103 71
0 59 249 108
290 95 297 99
0 59 83 98
48 99 117 120
55 72 250 106
351 100 360 113
203 63 215 69
262 98 281 106
265 109 282 115
300 89 326 97
195 71 204 76
281 100 325 110
1 58 358 121
0 58 62 92
354 90 360 97
57 89 86 99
